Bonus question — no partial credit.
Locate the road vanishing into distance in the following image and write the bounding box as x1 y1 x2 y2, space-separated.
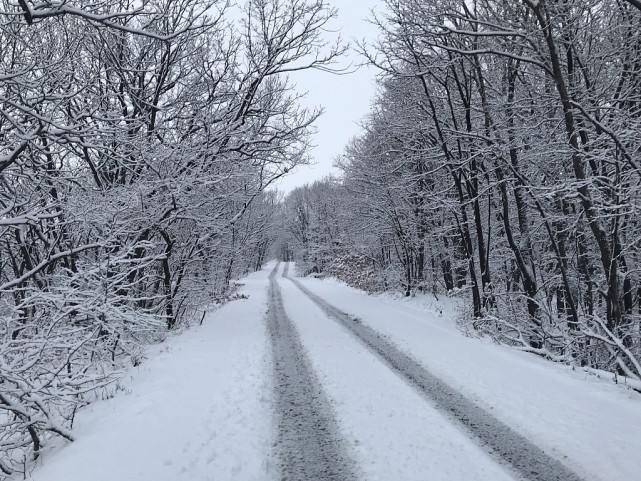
267 262 586 481
29 261 640 481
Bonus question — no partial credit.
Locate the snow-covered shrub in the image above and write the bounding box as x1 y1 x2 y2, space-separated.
327 253 383 293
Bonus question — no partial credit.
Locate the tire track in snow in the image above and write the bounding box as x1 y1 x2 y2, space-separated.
267 263 358 481
284 268 586 481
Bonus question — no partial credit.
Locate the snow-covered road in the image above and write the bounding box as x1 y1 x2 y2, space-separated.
283 268 584 481
26 261 641 481
267 263 356 480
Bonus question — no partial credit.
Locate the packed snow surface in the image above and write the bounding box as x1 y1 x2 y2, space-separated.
278 266 516 481
24 261 641 481
266 263 357 479
283 271 584 481
292 270 641 481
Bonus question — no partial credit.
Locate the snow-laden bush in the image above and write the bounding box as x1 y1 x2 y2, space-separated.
327 253 383 293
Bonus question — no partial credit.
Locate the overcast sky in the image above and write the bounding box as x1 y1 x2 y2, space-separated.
273 0 381 193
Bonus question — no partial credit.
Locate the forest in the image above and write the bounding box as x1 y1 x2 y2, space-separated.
281 0 641 384
0 0 341 475
1 0 641 477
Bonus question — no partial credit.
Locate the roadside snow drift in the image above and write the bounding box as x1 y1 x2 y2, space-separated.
26 265 275 481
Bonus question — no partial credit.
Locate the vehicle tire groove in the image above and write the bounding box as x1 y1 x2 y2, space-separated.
284 267 587 481
267 263 358 481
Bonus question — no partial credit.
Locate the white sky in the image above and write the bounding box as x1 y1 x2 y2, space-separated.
274 0 381 193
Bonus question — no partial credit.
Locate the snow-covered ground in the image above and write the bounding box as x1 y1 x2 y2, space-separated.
278 274 516 481
26 264 276 481
292 272 641 481
23 261 641 481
